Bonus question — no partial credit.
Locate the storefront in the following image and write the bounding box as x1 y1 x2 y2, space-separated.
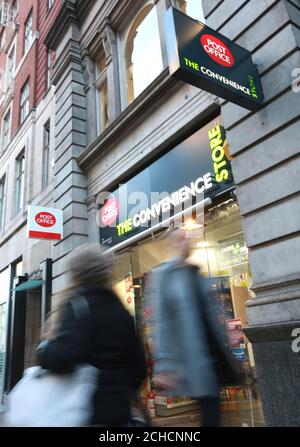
0 258 52 405
98 114 265 427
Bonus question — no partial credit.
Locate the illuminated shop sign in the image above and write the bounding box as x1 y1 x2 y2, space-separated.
115 172 212 237
165 8 263 111
98 117 234 248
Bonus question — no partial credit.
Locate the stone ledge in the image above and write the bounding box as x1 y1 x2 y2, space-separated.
248 272 300 306
44 1 77 50
78 69 182 170
244 320 300 343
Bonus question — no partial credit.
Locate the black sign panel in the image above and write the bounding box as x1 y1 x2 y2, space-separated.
165 7 263 111
99 116 234 248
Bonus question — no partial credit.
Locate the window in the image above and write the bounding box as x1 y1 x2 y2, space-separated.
42 120 50 189
99 81 109 132
0 71 3 102
0 27 6 51
125 5 163 104
24 12 33 54
46 49 52 89
12 0 18 19
48 0 54 10
2 110 11 150
176 0 205 22
20 80 29 124
16 151 25 212
95 54 109 133
0 176 5 231
6 44 15 89
15 259 23 276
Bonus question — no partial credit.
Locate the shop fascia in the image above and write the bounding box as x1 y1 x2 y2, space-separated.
97 118 234 249
97 172 212 237
97 121 229 236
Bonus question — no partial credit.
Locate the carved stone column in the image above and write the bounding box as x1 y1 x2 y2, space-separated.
101 20 121 122
82 49 97 144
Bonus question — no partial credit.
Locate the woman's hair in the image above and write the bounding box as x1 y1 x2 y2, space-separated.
67 243 111 289
42 243 112 340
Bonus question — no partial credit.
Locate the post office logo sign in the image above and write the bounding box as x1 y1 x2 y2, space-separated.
200 34 234 67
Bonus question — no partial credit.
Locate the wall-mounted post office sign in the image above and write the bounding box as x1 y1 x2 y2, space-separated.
27 205 63 241
165 7 263 111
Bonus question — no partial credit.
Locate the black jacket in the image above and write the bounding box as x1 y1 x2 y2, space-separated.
36 287 147 426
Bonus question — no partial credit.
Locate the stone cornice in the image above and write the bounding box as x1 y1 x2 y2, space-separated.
44 0 78 49
247 273 300 307
109 0 140 29
244 320 300 343
52 39 83 85
86 194 98 211
249 273 300 297
76 0 95 24
78 68 181 170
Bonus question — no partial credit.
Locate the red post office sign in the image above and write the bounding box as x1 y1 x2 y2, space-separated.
27 205 63 240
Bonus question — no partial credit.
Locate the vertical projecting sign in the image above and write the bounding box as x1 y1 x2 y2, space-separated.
27 205 63 241
165 7 263 111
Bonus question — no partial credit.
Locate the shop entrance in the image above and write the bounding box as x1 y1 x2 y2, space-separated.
111 197 265 427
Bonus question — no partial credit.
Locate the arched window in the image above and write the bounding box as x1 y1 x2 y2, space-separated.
176 0 205 23
125 4 163 104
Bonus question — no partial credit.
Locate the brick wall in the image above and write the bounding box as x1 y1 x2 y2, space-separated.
36 0 63 105
11 46 36 138
0 0 38 139
0 0 62 141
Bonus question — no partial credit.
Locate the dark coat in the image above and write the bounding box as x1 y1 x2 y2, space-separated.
36 287 147 426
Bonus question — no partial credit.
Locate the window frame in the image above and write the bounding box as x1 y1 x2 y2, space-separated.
47 0 54 11
12 0 18 19
6 43 16 91
46 49 52 90
24 11 33 55
42 120 50 189
0 175 6 232
121 3 164 108
15 150 25 213
95 52 109 135
20 79 30 124
2 108 11 151
0 28 5 52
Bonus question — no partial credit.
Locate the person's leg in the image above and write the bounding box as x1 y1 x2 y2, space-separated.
198 397 220 427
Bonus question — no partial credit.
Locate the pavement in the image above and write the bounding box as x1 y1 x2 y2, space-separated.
0 400 264 428
154 400 265 427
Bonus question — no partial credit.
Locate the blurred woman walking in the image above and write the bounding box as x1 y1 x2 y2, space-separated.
37 243 147 427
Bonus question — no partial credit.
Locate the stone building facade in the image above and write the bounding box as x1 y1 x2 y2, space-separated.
0 0 62 402
0 0 299 426
45 0 300 426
